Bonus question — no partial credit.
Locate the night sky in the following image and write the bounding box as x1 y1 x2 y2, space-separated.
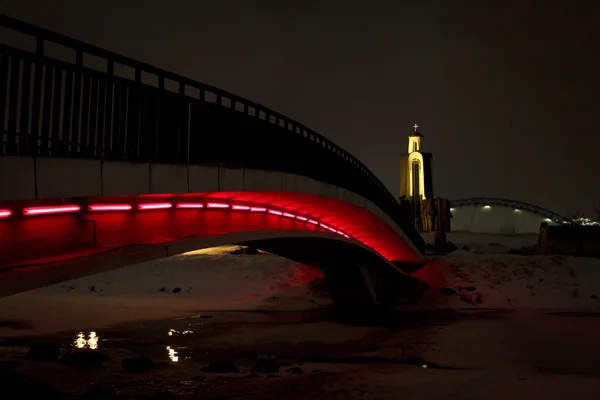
1 0 598 217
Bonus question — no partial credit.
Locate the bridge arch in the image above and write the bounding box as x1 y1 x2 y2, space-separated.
449 197 570 235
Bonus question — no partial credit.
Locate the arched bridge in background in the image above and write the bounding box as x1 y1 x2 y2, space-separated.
449 198 571 223
0 15 426 307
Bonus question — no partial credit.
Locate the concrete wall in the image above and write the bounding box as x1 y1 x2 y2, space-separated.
451 204 558 234
0 156 406 243
539 225 600 258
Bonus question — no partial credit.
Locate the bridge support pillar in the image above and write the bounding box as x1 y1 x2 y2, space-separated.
317 260 424 314
318 261 379 313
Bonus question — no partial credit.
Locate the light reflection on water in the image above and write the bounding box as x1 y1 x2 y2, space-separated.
166 328 194 362
168 328 194 336
166 346 179 362
73 331 99 349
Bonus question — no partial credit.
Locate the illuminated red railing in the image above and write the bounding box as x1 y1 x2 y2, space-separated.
0 200 353 240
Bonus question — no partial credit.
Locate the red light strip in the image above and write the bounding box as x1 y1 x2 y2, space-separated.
200 203 351 239
10 200 353 240
206 203 229 209
138 203 172 210
0 209 12 218
23 204 81 216
88 204 132 212
176 203 204 209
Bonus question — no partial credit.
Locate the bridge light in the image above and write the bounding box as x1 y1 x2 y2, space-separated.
138 203 172 210
23 205 81 216
206 203 229 209
10 198 355 252
88 204 132 211
249 207 267 212
176 203 204 209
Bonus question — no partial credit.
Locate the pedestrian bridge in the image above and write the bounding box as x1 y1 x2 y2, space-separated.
0 15 426 307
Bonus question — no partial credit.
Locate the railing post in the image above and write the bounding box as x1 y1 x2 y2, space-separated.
178 81 188 164
154 76 164 162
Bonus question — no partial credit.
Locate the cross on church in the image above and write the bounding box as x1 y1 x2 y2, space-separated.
413 123 419 132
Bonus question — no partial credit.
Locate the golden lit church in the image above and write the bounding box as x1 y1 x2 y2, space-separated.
399 125 567 235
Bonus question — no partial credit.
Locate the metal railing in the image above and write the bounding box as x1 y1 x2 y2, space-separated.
0 14 425 252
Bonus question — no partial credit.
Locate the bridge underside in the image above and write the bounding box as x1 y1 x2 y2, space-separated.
0 191 424 306
0 230 424 309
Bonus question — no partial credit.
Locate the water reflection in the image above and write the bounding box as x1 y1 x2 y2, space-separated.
166 346 178 362
73 331 99 349
166 328 194 362
168 328 194 336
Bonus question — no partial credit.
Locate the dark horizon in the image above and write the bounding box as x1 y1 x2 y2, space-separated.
1 0 598 217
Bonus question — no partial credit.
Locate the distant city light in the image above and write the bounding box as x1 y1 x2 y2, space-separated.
514 209 520 212
573 217 600 226
483 205 491 209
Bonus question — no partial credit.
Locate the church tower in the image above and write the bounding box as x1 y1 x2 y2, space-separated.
399 124 434 227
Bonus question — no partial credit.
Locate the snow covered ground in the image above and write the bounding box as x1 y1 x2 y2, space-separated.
3 234 600 398
2 232 600 337
416 232 600 310
0 246 331 337
422 231 538 254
